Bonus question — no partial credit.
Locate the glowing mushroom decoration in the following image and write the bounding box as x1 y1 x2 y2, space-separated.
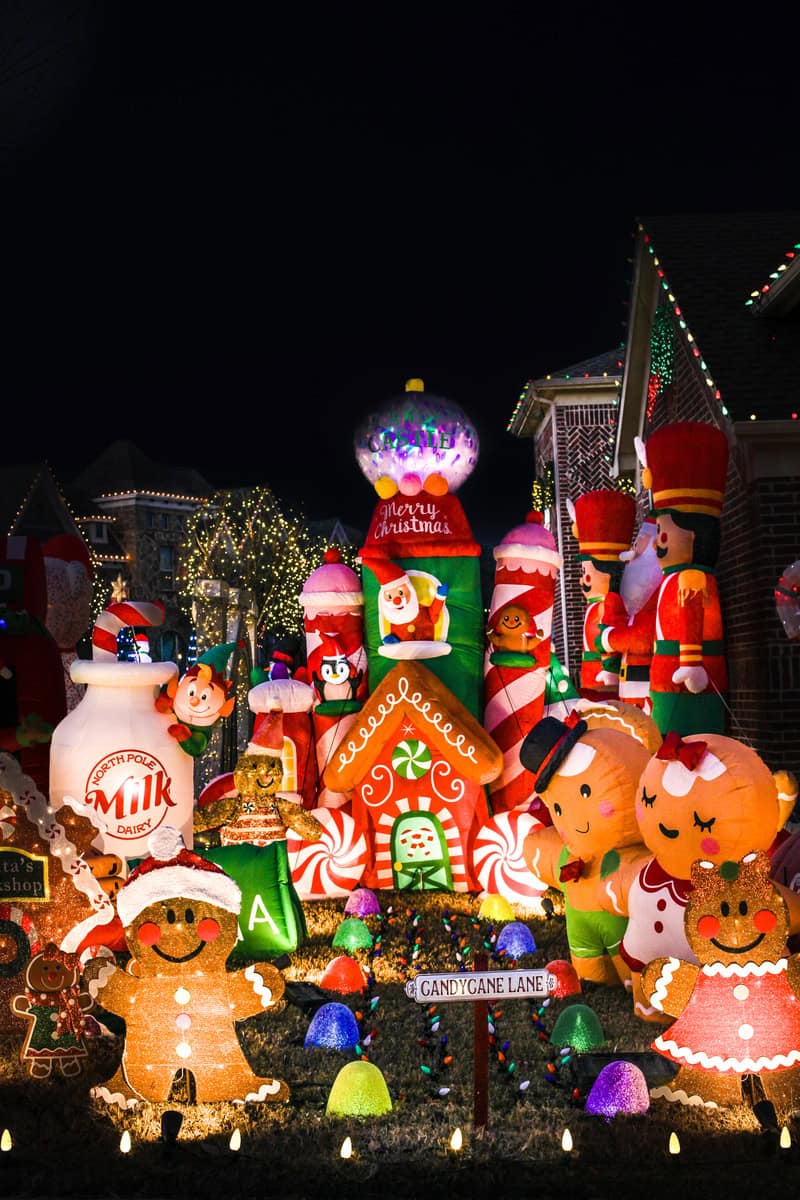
550 1004 605 1052
584 1061 650 1120
304 1003 361 1051
320 955 368 995
332 917 373 952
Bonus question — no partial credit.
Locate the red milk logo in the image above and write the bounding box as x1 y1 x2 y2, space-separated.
84 748 175 841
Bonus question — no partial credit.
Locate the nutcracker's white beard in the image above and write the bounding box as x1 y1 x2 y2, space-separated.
380 588 419 626
621 542 663 616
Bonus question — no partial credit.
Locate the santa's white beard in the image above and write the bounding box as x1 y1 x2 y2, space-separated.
380 590 420 625
620 546 663 616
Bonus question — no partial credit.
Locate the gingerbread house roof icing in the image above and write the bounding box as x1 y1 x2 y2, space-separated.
323 661 502 792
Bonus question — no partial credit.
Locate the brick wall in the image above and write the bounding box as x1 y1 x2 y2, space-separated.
645 315 800 775
535 400 617 679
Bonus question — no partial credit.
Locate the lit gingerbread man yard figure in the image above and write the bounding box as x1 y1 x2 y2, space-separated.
91 828 288 1108
643 851 800 1115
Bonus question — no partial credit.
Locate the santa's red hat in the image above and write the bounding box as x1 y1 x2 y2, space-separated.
571 490 636 562
42 534 92 576
317 631 347 661
116 827 240 926
641 422 729 518
248 704 284 754
364 558 410 587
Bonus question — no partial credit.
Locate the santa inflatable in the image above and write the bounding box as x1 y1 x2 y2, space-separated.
369 558 449 646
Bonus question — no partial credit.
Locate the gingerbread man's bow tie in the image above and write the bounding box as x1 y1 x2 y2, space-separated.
656 730 707 770
559 858 585 884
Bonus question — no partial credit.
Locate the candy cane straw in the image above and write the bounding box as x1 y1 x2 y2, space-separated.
92 601 165 660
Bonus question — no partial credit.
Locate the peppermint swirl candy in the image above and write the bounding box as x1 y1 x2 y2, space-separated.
391 739 432 780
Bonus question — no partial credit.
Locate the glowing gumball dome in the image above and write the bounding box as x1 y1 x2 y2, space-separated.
496 921 537 958
478 894 515 922
585 1061 650 1120
332 917 373 952
354 379 479 496
326 1061 393 1117
344 888 381 917
545 960 582 998
320 955 368 994
550 1004 604 1052
304 1003 360 1051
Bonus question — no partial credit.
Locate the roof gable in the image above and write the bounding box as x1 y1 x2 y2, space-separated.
323 661 502 791
637 212 800 422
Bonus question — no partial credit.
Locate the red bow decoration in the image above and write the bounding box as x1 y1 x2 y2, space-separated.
656 730 708 771
559 858 585 884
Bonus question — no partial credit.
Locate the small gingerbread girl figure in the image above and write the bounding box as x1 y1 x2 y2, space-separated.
91 827 289 1108
643 851 800 1115
11 944 93 1078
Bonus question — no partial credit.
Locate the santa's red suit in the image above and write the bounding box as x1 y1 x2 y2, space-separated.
601 589 658 711
386 597 444 643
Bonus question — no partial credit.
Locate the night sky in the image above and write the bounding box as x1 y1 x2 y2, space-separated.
3 5 795 543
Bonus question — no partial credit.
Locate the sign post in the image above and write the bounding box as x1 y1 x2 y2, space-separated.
405 961 555 1129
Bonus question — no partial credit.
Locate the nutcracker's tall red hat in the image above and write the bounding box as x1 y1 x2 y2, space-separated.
571 490 636 562
642 422 729 518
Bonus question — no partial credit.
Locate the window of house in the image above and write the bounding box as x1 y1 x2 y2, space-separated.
159 545 174 590
91 522 108 543
160 513 170 530
145 510 155 529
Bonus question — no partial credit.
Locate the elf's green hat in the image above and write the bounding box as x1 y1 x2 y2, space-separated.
197 640 238 675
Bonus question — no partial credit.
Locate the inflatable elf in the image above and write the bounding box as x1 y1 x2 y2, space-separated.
636 422 728 735
568 491 635 702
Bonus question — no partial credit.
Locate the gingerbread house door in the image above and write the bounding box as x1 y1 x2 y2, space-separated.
390 811 453 891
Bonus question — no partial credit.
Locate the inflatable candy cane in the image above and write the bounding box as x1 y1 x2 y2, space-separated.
92 601 165 660
483 514 561 814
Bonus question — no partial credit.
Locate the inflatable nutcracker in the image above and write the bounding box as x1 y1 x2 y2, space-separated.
568 491 636 702
483 511 561 814
636 422 728 735
596 518 661 713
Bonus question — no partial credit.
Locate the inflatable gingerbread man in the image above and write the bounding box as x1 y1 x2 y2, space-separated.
521 709 650 986
91 828 289 1107
644 851 800 1116
617 732 798 1021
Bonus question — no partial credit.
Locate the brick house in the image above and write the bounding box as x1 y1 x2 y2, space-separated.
613 212 800 772
506 349 626 678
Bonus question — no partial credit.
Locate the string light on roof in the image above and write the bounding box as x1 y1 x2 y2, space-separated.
745 243 800 307
639 222 723 420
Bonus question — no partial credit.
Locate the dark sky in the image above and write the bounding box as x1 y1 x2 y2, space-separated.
3 4 796 542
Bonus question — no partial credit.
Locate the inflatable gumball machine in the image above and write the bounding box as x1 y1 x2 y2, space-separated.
49 602 195 862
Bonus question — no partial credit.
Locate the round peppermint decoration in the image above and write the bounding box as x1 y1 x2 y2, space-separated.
392 739 432 780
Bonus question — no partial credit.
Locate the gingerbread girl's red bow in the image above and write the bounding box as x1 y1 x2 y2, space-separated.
656 731 707 771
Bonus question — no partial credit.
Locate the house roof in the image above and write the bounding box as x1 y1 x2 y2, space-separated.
70 440 213 506
533 348 624 385
0 463 83 540
508 348 622 437
638 212 800 421
322 660 502 791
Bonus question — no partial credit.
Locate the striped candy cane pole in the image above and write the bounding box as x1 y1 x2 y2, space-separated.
313 708 360 808
484 513 561 815
92 601 165 660
484 662 547 814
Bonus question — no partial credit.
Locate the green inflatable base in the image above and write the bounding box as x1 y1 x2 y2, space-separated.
198 841 307 959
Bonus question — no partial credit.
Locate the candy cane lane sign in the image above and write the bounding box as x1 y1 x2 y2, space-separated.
406 959 557 1131
405 968 555 1002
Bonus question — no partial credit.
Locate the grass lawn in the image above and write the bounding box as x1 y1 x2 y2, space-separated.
0 889 797 1198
